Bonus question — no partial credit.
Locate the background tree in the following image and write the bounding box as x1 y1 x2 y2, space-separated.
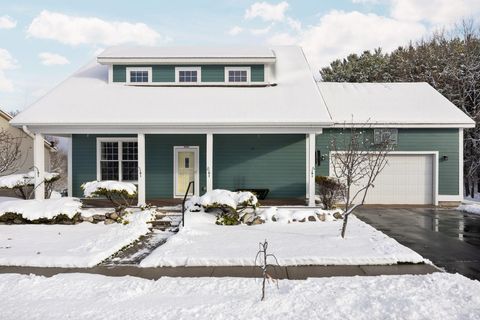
0 129 23 175
320 21 480 197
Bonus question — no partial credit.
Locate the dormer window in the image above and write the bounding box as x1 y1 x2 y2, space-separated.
225 67 250 83
176 67 201 83
126 67 152 83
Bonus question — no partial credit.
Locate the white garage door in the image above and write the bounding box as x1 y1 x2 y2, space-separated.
332 154 435 205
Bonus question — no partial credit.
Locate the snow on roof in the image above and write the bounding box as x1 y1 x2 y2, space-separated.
97 46 276 59
11 46 331 128
317 82 475 127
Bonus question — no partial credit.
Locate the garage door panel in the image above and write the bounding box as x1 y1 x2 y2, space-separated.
332 154 434 205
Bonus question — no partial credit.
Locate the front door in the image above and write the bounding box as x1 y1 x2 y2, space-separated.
174 146 199 197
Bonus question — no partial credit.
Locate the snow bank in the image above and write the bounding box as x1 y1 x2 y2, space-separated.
258 207 342 223
82 180 137 197
0 209 154 267
140 210 425 267
186 189 258 210
458 203 480 215
0 197 82 220
0 171 59 188
0 273 478 320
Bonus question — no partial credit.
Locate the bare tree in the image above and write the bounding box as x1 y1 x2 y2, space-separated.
330 123 393 238
255 239 279 301
48 137 68 191
0 129 23 175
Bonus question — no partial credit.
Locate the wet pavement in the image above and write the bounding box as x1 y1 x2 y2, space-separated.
355 207 480 280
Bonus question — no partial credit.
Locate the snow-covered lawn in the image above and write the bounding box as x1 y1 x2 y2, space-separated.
0 272 478 320
458 203 480 215
140 209 425 267
0 210 154 267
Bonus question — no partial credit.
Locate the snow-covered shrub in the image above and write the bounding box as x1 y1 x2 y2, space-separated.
315 176 345 209
82 181 137 214
257 207 343 224
185 189 259 225
0 197 82 224
0 171 60 199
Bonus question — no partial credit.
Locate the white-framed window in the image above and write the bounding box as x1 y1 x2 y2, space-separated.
126 67 152 83
96 138 138 182
225 67 250 83
175 67 201 83
374 129 398 145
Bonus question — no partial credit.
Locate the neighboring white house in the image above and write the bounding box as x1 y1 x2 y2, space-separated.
0 108 55 196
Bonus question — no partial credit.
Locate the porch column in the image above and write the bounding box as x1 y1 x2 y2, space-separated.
34 133 45 200
206 133 213 192
67 135 73 197
137 133 146 206
307 132 316 207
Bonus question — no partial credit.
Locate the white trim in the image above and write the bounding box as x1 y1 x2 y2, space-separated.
305 134 309 199
308 133 316 206
108 65 113 84
67 135 73 197
125 67 152 84
459 128 464 197
175 66 201 84
173 146 200 198
26 126 325 135
34 133 46 200
137 133 146 206
329 151 439 205
98 57 276 65
206 134 213 192
96 137 138 182
438 195 463 202
225 66 251 84
332 123 475 129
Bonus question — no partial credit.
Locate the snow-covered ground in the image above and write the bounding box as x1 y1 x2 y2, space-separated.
140 209 425 267
0 210 154 267
0 197 82 220
0 272 478 320
458 203 480 215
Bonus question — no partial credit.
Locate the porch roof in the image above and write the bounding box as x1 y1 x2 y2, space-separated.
10 46 332 131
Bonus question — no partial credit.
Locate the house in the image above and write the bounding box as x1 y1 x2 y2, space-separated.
0 108 54 173
10 46 474 206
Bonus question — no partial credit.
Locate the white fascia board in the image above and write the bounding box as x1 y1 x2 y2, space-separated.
23 125 327 135
97 57 276 65
332 122 476 129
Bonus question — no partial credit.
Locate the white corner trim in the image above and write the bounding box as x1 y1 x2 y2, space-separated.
224 66 251 84
175 66 201 84
137 133 146 206
96 137 138 182
206 134 213 192
459 128 464 198
308 133 316 206
125 67 153 84
108 65 113 84
173 146 200 198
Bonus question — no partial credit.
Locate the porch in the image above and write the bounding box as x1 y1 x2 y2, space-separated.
31 131 320 206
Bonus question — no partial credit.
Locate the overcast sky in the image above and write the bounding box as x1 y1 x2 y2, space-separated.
0 0 479 113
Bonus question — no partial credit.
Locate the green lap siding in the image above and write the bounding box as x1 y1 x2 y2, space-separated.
213 134 306 198
316 128 460 195
112 64 264 83
71 134 135 197
145 134 206 199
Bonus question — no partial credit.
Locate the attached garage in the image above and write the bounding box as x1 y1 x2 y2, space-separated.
331 153 437 205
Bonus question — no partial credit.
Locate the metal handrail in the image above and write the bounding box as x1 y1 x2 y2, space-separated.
181 181 195 227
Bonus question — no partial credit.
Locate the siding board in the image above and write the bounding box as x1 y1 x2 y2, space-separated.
316 128 460 195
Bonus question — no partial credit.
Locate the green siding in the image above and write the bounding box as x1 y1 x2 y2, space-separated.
112 65 126 82
146 134 206 199
213 134 306 198
153 65 175 82
112 64 265 83
71 134 135 197
201 65 225 82
316 128 460 195
250 65 265 82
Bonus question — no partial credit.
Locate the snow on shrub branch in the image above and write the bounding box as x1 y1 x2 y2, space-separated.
0 171 59 188
82 181 137 198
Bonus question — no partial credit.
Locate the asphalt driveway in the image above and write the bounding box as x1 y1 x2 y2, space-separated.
355 207 480 280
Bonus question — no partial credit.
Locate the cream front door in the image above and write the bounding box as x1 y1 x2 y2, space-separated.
174 147 199 197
